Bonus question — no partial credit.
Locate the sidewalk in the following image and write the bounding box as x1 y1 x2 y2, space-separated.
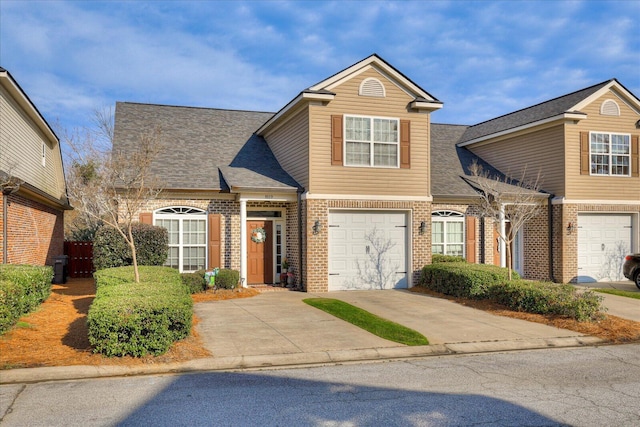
3 288 625 385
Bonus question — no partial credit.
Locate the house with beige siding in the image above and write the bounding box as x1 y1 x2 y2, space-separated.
113 55 639 290
0 67 71 266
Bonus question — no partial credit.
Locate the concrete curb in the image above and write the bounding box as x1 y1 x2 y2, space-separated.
0 336 605 385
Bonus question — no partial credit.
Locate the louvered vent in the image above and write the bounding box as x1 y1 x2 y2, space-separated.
600 99 620 116
359 78 385 97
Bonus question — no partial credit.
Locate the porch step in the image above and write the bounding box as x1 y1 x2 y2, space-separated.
249 284 298 292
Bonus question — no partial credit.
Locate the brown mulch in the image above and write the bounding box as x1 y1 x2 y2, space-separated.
0 279 258 370
2 280 639 370
410 287 640 343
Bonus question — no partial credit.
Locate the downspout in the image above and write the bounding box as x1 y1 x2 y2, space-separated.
297 188 304 291
2 193 7 264
547 193 556 282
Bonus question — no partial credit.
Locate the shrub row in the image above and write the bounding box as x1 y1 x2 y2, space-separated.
0 265 53 334
88 266 193 357
93 224 169 270
419 263 603 322
420 262 518 299
432 254 466 263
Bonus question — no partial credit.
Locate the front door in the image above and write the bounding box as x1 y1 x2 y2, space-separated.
247 220 273 284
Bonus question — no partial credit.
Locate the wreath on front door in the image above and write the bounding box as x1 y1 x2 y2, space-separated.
251 227 267 243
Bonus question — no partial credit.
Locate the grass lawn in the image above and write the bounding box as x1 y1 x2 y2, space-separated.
594 289 640 300
303 298 429 346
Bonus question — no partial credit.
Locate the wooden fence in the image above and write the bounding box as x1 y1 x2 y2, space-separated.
64 241 94 278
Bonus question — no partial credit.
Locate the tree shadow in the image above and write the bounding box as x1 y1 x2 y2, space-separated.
118 371 563 426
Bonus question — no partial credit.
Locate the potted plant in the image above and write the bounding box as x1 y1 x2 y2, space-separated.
282 258 289 273
287 271 294 287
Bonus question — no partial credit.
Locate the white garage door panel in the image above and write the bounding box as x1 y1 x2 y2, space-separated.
577 214 633 283
329 211 408 291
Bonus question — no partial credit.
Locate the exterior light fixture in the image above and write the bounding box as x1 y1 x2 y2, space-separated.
312 220 322 235
636 119 640 128
419 221 427 235
567 222 575 234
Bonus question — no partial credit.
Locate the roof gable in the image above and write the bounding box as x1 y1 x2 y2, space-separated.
458 79 630 146
309 54 441 103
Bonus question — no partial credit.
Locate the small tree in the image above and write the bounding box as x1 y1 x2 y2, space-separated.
64 109 163 283
468 161 546 280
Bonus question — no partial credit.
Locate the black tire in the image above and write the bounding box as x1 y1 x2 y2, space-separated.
635 271 640 290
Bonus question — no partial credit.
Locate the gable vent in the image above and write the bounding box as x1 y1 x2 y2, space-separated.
600 99 620 116
359 78 386 98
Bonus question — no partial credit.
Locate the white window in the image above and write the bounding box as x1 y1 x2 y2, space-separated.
345 115 399 167
590 132 631 176
431 211 465 257
154 207 207 272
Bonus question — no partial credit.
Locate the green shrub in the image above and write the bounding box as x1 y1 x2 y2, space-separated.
93 224 169 270
215 269 239 289
0 265 53 334
432 254 466 263
489 281 603 322
181 272 205 294
418 262 603 322
88 266 193 356
420 262 518 299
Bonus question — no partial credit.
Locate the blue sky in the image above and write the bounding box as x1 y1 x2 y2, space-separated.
1 0 639 135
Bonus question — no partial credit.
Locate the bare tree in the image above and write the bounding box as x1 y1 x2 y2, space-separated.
467 161 546 280
64 109 163 283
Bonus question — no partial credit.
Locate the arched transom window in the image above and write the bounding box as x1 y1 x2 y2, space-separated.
154 207 207 272
431 210 465 257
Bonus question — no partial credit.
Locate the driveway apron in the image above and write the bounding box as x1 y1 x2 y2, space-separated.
195 289 587 358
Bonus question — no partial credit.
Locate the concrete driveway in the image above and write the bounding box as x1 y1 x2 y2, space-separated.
194 289 590 359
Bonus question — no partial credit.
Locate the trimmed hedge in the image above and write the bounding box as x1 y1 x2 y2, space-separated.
432 254 466 263
215 269 239 289
181 272 205 294
88 266 193 356
0 265 53 334
420 262 518 299
93 224 169 270
419 263 603 322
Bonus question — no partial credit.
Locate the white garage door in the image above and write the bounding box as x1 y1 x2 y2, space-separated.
577 214 633 282
328 211 408 291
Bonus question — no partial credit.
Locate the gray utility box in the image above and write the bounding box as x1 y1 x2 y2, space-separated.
53 255 69 284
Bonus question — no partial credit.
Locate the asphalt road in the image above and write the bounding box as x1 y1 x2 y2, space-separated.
1 344 639 426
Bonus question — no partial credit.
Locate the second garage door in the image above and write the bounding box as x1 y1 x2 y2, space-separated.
577 213 633 282
328 211 408 291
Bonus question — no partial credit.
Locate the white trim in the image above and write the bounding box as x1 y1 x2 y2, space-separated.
588 131 632 177
573 80 640 113
239 200 247 287
309 55 436 101
303 193 432 202
344 114 400 168
256 91 335 135
237 192 298 203
359 77 386 97
153 206 208 273
456 112 587 147
551 197 640 205
409 100 444 111
600 99 620 116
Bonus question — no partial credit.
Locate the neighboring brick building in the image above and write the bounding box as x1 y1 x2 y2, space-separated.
0 67 71 266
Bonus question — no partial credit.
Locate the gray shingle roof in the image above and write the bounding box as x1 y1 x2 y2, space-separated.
460 79 613 143
113 102 300 191
431 123 507 198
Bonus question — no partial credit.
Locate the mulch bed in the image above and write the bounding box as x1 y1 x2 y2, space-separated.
2 280 639 370
0 279 258 369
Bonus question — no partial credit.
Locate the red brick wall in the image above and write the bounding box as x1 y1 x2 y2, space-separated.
0 194 64 265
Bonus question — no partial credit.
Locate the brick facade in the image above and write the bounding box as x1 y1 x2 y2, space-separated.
0 193 64 265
